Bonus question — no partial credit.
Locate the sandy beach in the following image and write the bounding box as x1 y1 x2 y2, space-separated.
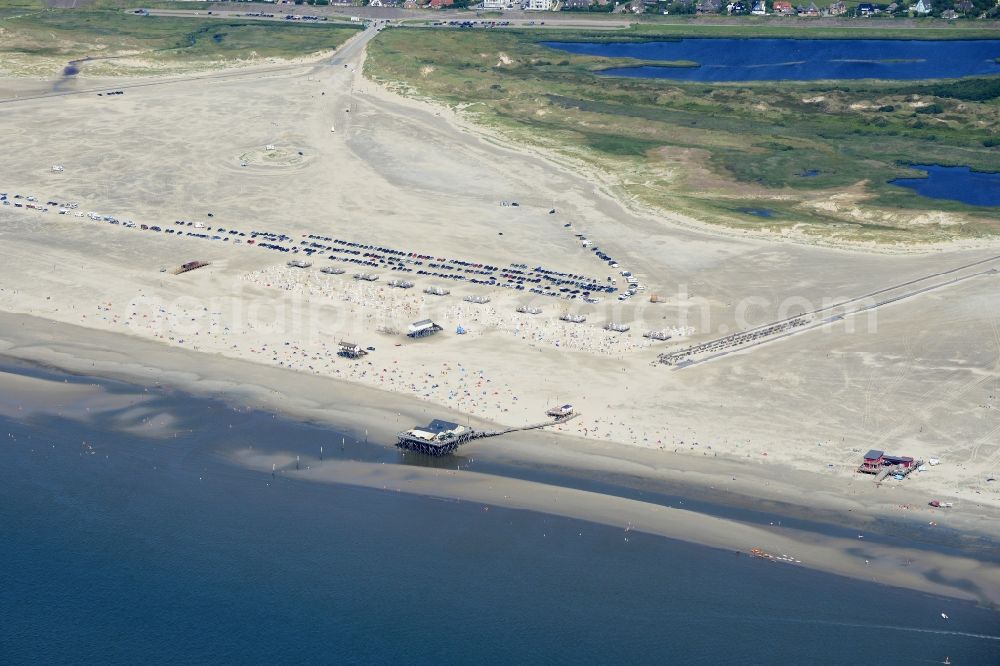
1 26 998 602
2 310 998 604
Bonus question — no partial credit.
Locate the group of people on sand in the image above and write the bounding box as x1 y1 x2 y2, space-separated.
242 264 679 358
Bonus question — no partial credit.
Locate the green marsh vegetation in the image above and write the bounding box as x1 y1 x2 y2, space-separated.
367 27 1000 243
0 7 361 75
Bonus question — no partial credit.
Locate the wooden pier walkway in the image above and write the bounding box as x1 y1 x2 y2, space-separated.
396 414 578 456
472 413 579 440
874 460 924 486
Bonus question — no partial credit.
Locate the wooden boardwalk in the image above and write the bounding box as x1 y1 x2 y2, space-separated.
473 413 579 439
873 461 924 486
396 414 578 456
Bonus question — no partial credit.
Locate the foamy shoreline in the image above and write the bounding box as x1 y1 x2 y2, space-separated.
1 312 997 606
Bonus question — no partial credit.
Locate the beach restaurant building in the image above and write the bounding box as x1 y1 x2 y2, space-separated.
859 449 916 473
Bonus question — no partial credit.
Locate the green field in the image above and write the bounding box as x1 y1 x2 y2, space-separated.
366 27 1000 243
588 21 1000 41
0 8 361 75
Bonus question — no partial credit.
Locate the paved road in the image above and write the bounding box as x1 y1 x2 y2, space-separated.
143 6 632 28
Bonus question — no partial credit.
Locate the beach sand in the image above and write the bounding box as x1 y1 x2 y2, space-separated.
0 28 998 601
2 312 998 604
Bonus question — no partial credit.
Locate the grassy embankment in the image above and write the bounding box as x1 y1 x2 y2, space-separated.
585 20 1000 41
0 7 362 77
366 27 1000 244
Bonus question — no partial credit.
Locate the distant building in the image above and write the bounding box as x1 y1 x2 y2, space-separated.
797 2 819 15
697 0 723 12
828 0 846 14
955 0 973 11
526 0 553 9
858 449 916 474
751 0 766 13
483 0 506 7
562 0 594 7
859 449 885 473
914 0 931 12
429 0 454 7
772 0 794 12
857 2 875 14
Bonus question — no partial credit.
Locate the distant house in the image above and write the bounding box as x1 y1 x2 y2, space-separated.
955 0 974 11
941 8 957 17
562 0 593 7
857 2 875 14
526 0 553 9
858 449 916 474
483 0 506 7
860 449 885 473
827 0 846 13
914 0 931 13
729 0 749 12
886 1 898 10
697 0 723 11
772 0 794 13
429 0 454 6
751 0 766 13
797 2 819 15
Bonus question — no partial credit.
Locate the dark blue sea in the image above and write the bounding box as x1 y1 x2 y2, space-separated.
1 361 998 664
891 164 1000 207
541 39 1000 82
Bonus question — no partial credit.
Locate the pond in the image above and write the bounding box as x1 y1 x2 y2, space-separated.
890 164 1000 207
541 39 1000 82
737 207 775 218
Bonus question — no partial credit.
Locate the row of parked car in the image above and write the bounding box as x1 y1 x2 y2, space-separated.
2 187 643 301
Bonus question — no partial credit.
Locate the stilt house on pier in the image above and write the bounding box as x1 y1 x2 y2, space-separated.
396 419 471 455
407 319 443 338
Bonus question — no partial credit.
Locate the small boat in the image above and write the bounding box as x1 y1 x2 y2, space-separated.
941 613 949 620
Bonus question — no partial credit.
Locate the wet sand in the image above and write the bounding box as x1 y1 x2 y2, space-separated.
0 25 998 605
1 313 998 605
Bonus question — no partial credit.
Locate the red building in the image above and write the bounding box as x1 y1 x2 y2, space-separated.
860 449 885 472
883 454 915 469
859 449 915 474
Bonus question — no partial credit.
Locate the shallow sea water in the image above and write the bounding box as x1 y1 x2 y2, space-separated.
1 362 998 664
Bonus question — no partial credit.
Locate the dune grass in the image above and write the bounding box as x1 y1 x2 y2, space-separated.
366 27 1000 243
0 8 361 74
599 20 1000 41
